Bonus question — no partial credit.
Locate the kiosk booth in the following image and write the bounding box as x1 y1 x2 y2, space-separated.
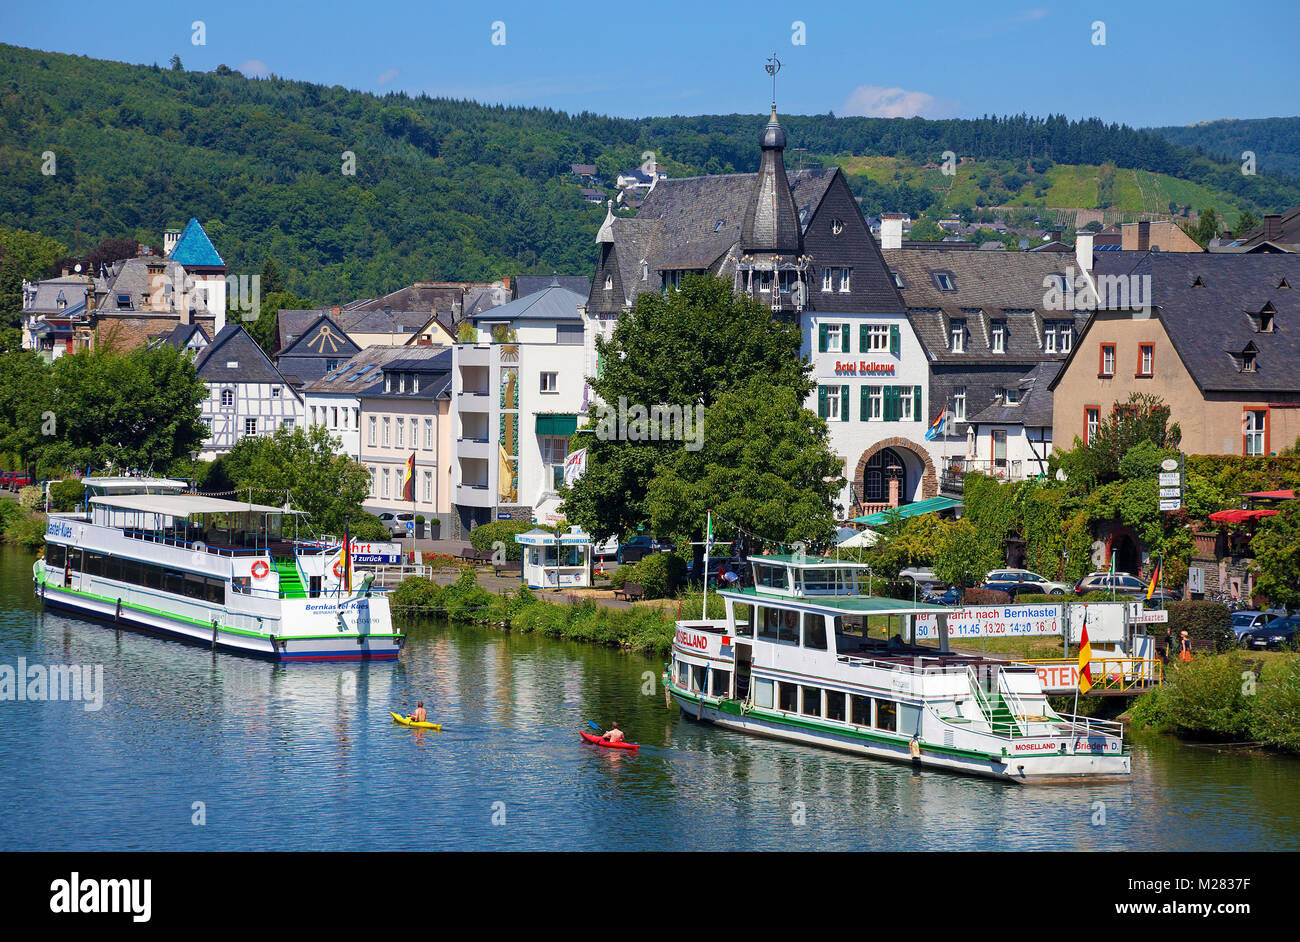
516 526 593 589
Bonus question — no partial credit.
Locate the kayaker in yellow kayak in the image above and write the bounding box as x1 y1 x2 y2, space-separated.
411 701 427 724
601 721 625 744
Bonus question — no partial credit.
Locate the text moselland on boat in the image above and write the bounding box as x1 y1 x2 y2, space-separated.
665 554 1130 783
32 478 401 661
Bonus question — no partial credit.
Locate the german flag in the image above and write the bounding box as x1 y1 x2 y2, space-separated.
402 453 415 503
1146 560 1161 599
1078 614 1093 694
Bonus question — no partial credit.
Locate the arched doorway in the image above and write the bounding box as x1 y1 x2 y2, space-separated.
1109 532 1141 575
863 447 908 505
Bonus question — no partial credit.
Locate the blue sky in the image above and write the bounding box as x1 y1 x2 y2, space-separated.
2 0 1295 127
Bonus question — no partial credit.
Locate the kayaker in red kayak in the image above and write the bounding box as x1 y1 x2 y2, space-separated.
602 721 625 743
411 701 427 723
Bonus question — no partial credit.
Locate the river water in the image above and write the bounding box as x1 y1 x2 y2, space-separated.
1 546 1297 851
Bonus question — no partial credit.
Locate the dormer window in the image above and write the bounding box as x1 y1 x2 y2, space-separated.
604 275 613 291
641 261 648 281
714 219 725 233
1251 302 1276 333
990 319 1006 353
1241 349 1257 373
1191 275 1204 287
932 271 956 292
1279 278 1291 289
950 318 966 353
890 269 906 289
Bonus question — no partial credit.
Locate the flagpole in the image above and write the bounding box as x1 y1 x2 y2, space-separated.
702 509 712 620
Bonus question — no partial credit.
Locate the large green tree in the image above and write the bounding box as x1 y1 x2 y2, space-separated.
0 224 67 329
563 275 812 544
212 424 371 536
1251 501 1300 610
644 377 843 551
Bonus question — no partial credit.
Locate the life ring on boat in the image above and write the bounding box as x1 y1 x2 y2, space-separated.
251 560 270 579
333 561 346 578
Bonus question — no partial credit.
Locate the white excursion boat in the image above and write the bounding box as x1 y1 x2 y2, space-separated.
666 554 1130 783
32 478 401 661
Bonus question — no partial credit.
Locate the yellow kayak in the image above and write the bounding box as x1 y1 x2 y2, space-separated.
389 710 441 730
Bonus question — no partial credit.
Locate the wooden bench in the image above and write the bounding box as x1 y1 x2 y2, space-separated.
613 582 645 602
493 559 519 577
1154 637 1218 656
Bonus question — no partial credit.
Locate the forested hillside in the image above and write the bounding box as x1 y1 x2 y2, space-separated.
1151 117 1300 181
3 43 1298 305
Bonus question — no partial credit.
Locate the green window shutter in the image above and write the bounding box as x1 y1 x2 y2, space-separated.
840 385 850 421
889 324 901 357
817 385 828 418
818 323 829 353
914 385 922 421
860 324 869 353
860 384 869 421
596 350 604 379
884 385 898 421
842 324 850 351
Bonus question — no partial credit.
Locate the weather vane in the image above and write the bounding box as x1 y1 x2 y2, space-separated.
765 53 781 109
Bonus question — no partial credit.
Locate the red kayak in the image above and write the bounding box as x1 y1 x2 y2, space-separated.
580 730 639 751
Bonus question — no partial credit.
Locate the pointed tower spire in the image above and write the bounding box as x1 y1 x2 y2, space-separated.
596 200 616 243
742 58 801 255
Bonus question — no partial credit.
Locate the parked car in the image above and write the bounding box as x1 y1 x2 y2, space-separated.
1231 611 1278 645
1240 614 1300 651
593 537 619 560
375 512 414 537
922 586 959 606
1143 588 1182 605
2 470 33 490
1074 572 1146 598
984 568 1071 595
976 580 1044 601
898 567 937 585
617 534 671 565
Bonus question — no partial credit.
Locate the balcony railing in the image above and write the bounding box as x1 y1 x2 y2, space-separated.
940 458 1025 492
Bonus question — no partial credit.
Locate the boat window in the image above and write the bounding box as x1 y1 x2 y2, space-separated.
732 603 753 638
778 610 799 644
163 570 185 597
143 565 163 590
45 544 66 569
755 564 789 591
802 613 827 650
801 686 822 717
758 607 781 641
778 682 799 712
677 661 689 689
877 700 898 733
184 574 207 601
754 678 774 709
711 670 730 697
690 665 706 693
826 690 846 722
835 615 869 654
851 695 871 725
84 552 107 578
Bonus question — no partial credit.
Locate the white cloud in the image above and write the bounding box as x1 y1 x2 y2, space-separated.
841 85 957 119
376 68 400 86
238 59 270 78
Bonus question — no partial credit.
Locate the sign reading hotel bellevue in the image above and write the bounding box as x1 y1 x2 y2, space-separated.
833 360 896 376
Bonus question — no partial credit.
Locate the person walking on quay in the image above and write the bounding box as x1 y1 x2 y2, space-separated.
1178 631 1192 663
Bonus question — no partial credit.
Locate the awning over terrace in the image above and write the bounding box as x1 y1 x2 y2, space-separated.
1208 508 1279 524
853 496 962 526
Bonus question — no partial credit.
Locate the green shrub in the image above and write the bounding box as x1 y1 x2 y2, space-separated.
48 479 86 512
1249 657 1300 753
629 552 686 599
609 565 631 590
391 575 443 610
962 586 1010 605
1126 686 1170 731
17 485 42 509
1166 601 1234 653
469 520 553 561
349 512 389 542
1161 651 1253 738
1015 593 1069 605
2 509 47 548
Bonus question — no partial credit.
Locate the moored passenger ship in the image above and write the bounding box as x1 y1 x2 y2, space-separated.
666 554 1130 782
33 478 400 661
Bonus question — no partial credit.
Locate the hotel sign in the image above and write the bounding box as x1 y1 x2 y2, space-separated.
832 360 896 377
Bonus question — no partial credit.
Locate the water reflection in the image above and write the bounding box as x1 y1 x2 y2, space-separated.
1 546 1298 851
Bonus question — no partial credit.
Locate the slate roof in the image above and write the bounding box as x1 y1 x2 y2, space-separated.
1084 252 1300 394
22 275 94 315
968 360 1059 428
149 322 210 352
96 257 189 313
513 275 591 299
167 218 224 268
587 167 837 313
195 325 295 390
276 307 430 349
362 348 454 402
1235 204 1300 250
300 346 417 396
884 247 1090 363
469 284 586 322
275 313 360 360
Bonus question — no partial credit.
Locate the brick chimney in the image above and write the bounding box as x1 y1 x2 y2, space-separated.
1263 214 1281 242
331 305 340 318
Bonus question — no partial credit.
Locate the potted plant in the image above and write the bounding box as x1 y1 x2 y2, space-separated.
415 514 425 538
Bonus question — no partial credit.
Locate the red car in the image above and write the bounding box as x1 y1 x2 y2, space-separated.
2 471 33 490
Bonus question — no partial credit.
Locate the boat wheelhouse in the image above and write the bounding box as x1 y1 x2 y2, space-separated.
33 478 400 661
666 554 1130 783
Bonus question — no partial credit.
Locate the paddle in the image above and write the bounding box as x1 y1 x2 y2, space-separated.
587 721 603 731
